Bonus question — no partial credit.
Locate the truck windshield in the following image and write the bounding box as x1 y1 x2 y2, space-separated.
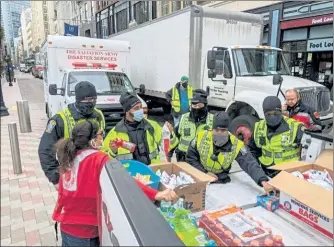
233 49 290 76
68 71 135 96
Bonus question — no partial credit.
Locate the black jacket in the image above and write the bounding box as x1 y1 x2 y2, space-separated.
38 103 101 184
286 100 322 127
248 118 304 177
186 136 269 186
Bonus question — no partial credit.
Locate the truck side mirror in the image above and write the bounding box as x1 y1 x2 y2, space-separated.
49 84 58 95
273 74 283 85
206 86 210 96
207 50 216 69
139 84 145 94
208 69 216 79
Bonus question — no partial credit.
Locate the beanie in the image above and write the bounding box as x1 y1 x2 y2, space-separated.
75 81 97 101
213 111 230 130
119 92 141 112
262 96 282 114
191 89 208 104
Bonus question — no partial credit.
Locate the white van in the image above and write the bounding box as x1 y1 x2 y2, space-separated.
42 35 144 132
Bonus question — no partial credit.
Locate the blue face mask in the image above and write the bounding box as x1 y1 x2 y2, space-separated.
132 109 144 122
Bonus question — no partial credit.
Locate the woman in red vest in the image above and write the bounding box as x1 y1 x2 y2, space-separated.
52 121 177 247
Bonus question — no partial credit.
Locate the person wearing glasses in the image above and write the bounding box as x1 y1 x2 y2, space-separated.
38 81 105 190
186 111 273 195
248 96 305 177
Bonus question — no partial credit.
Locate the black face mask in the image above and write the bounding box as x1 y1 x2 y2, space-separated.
265 114 283 127
75 102 96 117
192 107 207 120
182 82 188 88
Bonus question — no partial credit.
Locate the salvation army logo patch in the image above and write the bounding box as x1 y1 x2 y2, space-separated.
284 201 292 211
62 167 77 191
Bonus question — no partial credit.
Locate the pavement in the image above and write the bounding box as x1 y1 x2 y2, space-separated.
1 73 58 246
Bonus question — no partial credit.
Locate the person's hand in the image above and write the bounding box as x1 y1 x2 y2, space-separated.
54 183 59 191
207 172 218 181
165 121 173 133
282 104 287 111
166 157 172 162
109 140 118 154
155 189 178 202
262 181 276 196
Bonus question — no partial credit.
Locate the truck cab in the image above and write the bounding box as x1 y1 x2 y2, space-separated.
206 45 333 142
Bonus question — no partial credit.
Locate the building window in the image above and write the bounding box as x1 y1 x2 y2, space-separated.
134 1 148 25
184 1 192 7
152 1 157 19
197 1 207 5
172 1 181 12
109 7 115 35
115 2 128 32
161 0 169 16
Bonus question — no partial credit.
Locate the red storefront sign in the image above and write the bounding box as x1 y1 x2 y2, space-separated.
281 13 333 29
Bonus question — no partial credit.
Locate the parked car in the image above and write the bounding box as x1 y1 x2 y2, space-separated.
32 65 44 78
38 70 44 79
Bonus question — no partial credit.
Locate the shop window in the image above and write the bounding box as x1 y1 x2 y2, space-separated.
134 1 148 25
309 24 333 39
172 1 181 11
116 9 128 32
282 28 307 42
184 1 192 7
109 9 115 35
152 1 157 19
161 0 169 16
262 32 269 45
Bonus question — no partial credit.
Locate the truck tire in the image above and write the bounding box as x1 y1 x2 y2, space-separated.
229 115 259 144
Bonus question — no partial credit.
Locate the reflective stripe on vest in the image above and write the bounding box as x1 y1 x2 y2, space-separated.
254 117 300 166
62 149 98 191
171 86 193 113
178 113 214 152
59 108 105 138
197 130 243 174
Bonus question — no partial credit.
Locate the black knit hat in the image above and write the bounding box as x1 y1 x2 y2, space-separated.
263 96 282 114
191 89 208 104
213 111 230 130
75 81 97 101
120 92 141 112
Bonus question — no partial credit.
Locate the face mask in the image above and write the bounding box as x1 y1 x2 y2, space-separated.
265 114 283 127
213 133 229 147
132 109 144 122
182 82 188 88
76 102 96 116
192 107 207 120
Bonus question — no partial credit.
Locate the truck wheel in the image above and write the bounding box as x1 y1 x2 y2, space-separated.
162 104 171 114
230 115 259 144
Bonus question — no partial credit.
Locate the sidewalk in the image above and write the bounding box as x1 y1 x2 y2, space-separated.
1 81 58 246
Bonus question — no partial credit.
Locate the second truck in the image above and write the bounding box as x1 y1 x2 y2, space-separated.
109 5 333 143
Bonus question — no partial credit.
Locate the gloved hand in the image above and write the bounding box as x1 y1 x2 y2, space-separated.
211 173 231 184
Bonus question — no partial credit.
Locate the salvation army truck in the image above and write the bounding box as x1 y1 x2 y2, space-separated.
109 5 333 142
42 35 144 132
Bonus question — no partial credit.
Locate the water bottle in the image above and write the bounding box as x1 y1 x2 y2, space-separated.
160 200 172 212
114 139 136 153
162 123 171 156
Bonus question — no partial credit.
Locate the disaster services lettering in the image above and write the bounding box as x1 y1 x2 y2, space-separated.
67 49 118 61
291 199 329 223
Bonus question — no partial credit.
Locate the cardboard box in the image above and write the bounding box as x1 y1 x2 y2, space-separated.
150 162 215 213
269 150 333 239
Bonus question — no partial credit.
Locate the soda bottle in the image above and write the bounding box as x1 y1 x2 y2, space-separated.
162 123 171 157
114 139 136 153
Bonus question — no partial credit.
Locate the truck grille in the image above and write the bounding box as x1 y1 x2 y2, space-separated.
299 87 331 114
97 105 124 133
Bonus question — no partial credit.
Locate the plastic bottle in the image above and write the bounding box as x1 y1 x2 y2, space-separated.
162 123 171 156
114 139 136 152
160 200 172 212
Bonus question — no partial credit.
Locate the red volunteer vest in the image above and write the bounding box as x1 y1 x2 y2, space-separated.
53 149 110 226
283 111 320 130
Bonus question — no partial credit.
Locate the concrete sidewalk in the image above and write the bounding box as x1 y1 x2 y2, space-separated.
1 80 58 246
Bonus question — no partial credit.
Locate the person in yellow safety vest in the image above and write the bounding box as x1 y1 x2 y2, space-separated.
166 76 193 126
102 92 176 165
167 89 214 162
248 96 305 178
38 81 105 188
186 112 274 194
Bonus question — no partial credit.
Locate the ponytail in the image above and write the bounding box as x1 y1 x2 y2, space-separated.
54 138 77 174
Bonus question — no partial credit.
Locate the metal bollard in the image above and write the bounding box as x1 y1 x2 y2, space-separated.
16 100 32 133
8 123 22 174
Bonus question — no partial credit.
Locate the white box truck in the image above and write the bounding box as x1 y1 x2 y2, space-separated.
109 6 332 142
41 35 145 132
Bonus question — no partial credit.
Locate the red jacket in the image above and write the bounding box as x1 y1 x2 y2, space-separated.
52 149 158 238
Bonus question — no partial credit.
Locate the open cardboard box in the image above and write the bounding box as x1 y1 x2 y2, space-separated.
269 149 333 239
150 162 215 213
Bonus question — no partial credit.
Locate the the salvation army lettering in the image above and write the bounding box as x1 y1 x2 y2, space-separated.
67 49 118 62
307 38 333 52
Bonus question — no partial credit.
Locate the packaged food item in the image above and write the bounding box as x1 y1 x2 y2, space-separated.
302 169 327 180
307 179 333 191
156 170 195 189
134 173 152 185
291 171 304 179
199 205 284 246
256 194 280 212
